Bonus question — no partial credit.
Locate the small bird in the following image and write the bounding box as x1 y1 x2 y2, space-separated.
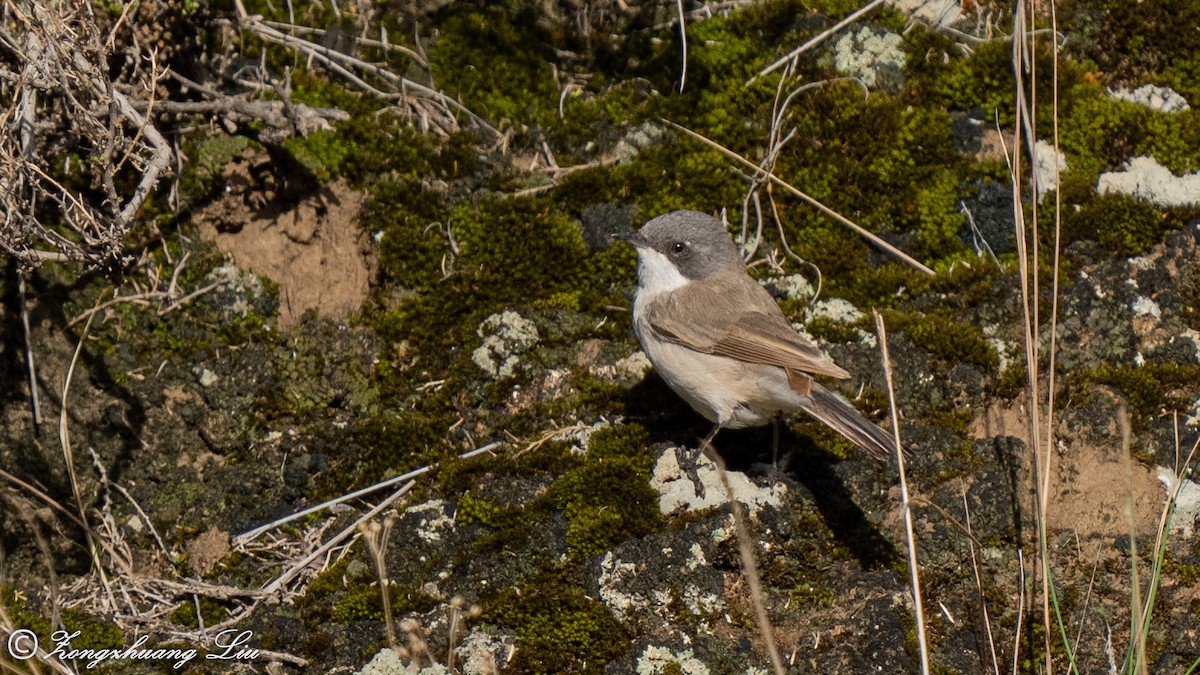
616 210 895 462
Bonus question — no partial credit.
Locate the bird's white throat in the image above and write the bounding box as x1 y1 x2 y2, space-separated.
635 247 690 298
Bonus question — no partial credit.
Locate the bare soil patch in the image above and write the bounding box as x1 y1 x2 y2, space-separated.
194 152 373 327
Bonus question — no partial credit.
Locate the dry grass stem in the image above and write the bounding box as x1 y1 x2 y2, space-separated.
58 301 117 612
751 0 886 83
874 310 929 674
513 425 590 458
675 0 687 92
261 479 416 596
17 272 41 426
962 484 1001 674
235 442 499 547
662 119 935 276
708 452 786 675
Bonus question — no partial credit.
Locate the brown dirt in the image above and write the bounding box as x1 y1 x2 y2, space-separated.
194 153 373 327
972 399 1164 539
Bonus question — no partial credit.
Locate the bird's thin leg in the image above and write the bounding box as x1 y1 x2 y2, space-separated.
699 422 722 459
676 422 724 499
771 415 781 467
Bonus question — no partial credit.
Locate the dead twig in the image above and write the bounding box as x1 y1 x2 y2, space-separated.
675 0 688 93
261 20 428 67
18 272 41 428
234 442 501 547
224 3 499 139
261 480 416 596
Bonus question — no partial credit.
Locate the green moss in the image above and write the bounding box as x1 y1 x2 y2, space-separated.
769 504 856 607
572 143 745 220
543 424 662 559
456 493 507 527
914 170 967 257
1 587 124 651
905 34 1021 123
792 421 858 461
429 8 560 128
281 130 352 183
179 133 259 205
927 255 1004 305
171 596 230 628
806 315 862 344
535 290 583 312
481 569 629 673
1060 0 1200 99
1163 56 1200 108
1063 192 1184 258
1057 84 1200 199
303 556 354 602
303 554 438 624
878 309 999 370
330 581 438 624
1078 362 1200 420
995 358 1027 399
330 411 456 491
534 370 630 420
928 408 977 439
371 196 589 375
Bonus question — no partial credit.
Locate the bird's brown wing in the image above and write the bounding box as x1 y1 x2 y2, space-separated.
646 277 851 380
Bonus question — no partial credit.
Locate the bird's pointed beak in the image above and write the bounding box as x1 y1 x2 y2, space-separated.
612 231 649 248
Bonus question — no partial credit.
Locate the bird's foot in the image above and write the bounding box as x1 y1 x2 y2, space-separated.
674 444 709 499
762 450 793 486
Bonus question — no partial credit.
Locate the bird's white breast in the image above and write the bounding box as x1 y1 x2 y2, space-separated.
631 249 805 428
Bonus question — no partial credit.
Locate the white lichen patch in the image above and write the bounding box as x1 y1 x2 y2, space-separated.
636 645 710 675
472 310 540 378
1183 330 1200 363
1098 156 1200 208
598 550 725 627
453 631 517 674
1108 84 1190 113
615 351 653 379
1185 396 1200 428
1128 255 1155 271
196 368 219 388
598 552 645 620
651 450 786 516
833 27 904 89
680 584 723 617
561 420 615 454
888 0 961 26
355 647 450 675
206 262 267 320
1034 140 1068 200
809 297 864 324
406 499 454 542
1131 296 1161 319
761 274 815 302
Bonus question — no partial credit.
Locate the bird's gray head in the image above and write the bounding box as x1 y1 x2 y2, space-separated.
620 210 744 283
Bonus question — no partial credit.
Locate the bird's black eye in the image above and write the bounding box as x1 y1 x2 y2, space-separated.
671 241 687 254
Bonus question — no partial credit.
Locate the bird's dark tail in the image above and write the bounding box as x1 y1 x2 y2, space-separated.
801 383 898 462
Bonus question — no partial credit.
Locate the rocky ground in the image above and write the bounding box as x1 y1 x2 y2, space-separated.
3 0 1200 673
